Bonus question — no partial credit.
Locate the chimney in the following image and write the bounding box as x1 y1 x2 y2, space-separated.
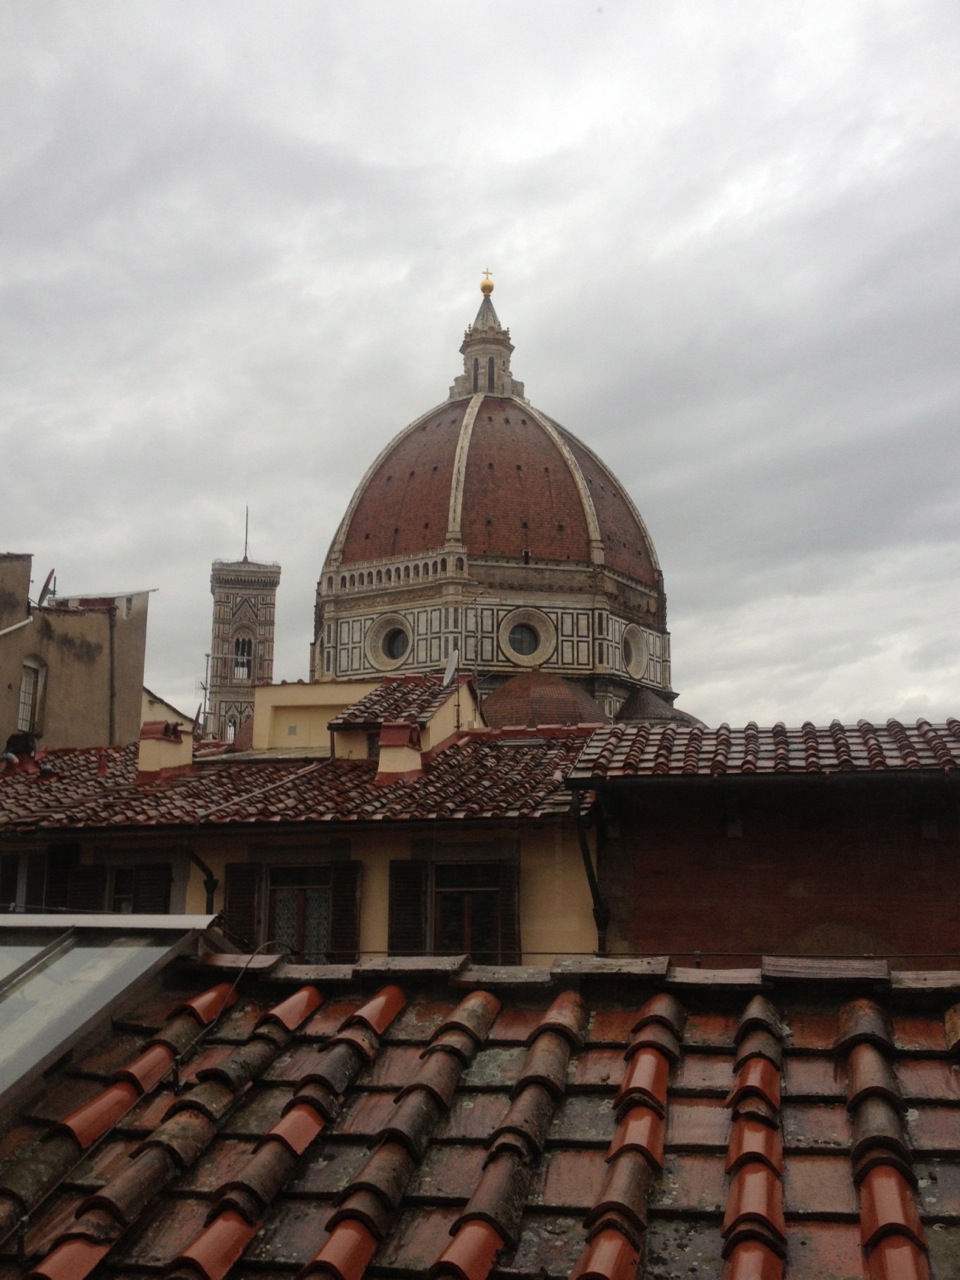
375 721 424 783
138 720 193 780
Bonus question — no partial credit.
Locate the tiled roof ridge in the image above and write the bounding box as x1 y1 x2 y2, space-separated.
162 985 406 1280
570 993 685 1279
429 990 588 1279
1 983 238 1264
1 732 586 831
719 996 788 1279
328 673 473 730
836 998 931 1279
568 716 960 781
299 989 500 1280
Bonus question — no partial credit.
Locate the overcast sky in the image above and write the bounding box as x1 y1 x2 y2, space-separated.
2 1 958 729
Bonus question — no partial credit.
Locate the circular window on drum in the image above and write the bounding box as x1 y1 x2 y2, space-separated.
498 608 557 667
621 624 649 680
365 614 413 671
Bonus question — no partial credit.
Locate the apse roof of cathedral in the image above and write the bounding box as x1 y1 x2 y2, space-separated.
0 729 589 833
568 718 960 783
1 933 959 1280
327 674 476 730
481 669 610 729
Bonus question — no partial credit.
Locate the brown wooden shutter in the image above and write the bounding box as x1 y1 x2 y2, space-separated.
25 854 47 913
329 861 361 963
66 865 109 913
498 861 520 964
224 862 261 950
45 845 80 911
133 863 172 914
388 860 427 954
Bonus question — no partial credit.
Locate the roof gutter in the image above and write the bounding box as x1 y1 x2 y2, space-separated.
571 790 609 955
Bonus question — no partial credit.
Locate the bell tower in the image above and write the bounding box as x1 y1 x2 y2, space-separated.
208 533 281 741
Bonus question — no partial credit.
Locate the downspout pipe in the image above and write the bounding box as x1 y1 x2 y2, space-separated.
571 789 610 955
189 851 219 914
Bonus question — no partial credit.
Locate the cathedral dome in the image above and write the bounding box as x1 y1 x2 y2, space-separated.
334 395 660 587
313 279 677 720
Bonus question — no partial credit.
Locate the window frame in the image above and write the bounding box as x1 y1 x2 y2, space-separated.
388 851 520 964
17 657 46 735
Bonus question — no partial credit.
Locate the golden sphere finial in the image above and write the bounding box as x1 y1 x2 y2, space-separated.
480 267 494 295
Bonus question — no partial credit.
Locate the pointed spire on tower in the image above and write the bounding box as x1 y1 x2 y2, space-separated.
449 272 526 401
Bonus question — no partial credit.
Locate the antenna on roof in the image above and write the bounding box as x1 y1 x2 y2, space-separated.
444 646 461 732
243 507 249 562
442 646 459 688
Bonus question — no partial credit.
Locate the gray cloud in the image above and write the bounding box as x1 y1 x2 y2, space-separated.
2 0 958 728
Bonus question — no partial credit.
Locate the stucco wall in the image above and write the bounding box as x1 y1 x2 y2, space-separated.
94 818 595 963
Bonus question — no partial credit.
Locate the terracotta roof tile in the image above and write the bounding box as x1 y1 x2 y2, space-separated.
25 1236 111 1280
328 674 474 729
10 959 960 1277
569 1225 640 1280
866 1233 932 1280
846 1043 903 1111
0 732 589 832
607 1106 667 1169
569 718 960 782
428 1217 505 1280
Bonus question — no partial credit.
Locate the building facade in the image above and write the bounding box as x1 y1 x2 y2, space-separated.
0 552 149 750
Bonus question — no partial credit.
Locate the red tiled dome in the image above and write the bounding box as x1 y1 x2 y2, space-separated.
314 280 678 719
482 669 610 728
336 395 658 585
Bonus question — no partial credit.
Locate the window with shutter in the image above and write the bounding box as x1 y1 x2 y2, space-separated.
224 862 262 949
388 860 427 954
388 858 521 963
45 846 80 912
268 865 332 963
497 860 521 964
132 863 173 913
329 861 361 963
0 855 20 910
66 865 109 913
25 854 47 914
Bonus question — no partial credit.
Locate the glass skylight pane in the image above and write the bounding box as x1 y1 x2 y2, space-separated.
0 930 185 1103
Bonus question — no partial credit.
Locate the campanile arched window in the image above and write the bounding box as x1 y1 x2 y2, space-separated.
234 635 253 680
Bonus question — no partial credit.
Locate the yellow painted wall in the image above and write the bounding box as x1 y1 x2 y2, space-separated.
518 824 597 962
74 819 595 965
252 680 381 752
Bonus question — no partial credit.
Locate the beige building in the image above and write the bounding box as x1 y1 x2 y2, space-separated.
0 552 149 750
0 674 599 963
